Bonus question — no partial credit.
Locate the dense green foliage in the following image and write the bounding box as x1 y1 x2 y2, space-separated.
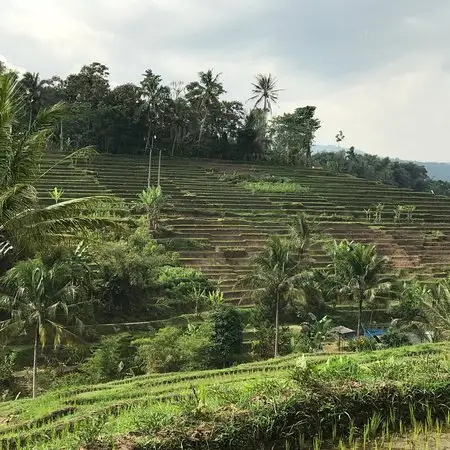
0 71 121 271
312 148 450 195
209 305 244 367
88 226 213 322
4 63 450 450
326 240 393 335
6 63 450 196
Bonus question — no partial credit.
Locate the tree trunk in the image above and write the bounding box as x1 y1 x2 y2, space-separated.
274 292 280 358
147 135 154 188
197 109 207 150
157 148 162 187
171 134 177 156
32 326 38 399
357 296 363 337
28 101 33 132
59 118 64 152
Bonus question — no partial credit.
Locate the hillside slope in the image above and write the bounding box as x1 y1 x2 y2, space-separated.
38 153 450 303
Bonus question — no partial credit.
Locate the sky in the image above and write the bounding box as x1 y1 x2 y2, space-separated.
1 0 450 162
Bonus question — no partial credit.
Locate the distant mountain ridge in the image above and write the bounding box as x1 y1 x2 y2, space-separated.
312 145 450 181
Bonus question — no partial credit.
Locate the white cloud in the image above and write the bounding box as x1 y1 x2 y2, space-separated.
1 0 450 162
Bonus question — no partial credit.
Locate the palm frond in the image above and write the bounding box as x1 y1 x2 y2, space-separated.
1 195 126 255
0 183 37 223
0 318 26 343
0 73 24 188
38 146 97 180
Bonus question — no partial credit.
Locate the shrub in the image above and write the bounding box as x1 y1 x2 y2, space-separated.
157 266 214 303
251 326 293 359
0 353 15 392
162 238 212 251
209 305 244 367
178 323 213 371
345 336 379 352
137 327 184 373
82 334 140 382
137 324 213 373
380 328 410 348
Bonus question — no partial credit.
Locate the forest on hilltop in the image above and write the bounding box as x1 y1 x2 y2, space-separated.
1 60 450 195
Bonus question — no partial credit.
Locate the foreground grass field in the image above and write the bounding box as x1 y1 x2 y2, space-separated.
2 342 450 449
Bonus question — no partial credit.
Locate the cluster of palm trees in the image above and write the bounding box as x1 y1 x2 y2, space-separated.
241 216 394 357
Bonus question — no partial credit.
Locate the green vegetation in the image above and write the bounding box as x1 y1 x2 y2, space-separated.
5 66 450 449
241 180 311 193
0 343 449 449
326 240 392 336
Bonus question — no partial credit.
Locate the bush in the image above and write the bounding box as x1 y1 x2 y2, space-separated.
82 334 140 382
137 327 184 373
380 328 410 348
157 266 214 312
137 324 213 373
345 336 379 352
0 353 15 391
251 326 293 359
209 305 244 367
178 324 213 371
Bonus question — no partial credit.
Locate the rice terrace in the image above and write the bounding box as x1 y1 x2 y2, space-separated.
2 50 450 449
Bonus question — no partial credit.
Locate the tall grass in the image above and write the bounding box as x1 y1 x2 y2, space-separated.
2 343 450 449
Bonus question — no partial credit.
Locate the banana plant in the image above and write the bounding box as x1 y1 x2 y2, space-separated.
49 187 64 204
393 205 404 223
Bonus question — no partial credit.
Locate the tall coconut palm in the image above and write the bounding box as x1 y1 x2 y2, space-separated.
240 235 306 357
186 70 225 145
326 240 392 336
20 72 45 131
249 74 281 114
140 70 169 186
0 258 88 398
288 213 317 262
0 71 121 265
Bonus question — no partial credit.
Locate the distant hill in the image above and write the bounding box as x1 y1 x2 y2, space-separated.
312 145 450 181
422 163 450 181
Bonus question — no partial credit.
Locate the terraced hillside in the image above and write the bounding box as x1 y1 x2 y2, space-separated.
39 153 450 304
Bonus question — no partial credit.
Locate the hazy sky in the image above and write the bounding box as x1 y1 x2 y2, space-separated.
2 0 450 162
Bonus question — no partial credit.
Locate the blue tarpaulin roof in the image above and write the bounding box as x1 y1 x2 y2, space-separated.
364 328 387 337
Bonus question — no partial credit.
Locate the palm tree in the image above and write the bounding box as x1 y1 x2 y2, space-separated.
186 70 225 145
249 74 281 114
288 213 317 262
326 240 392 336
20 72 45 131
0 71 121 264
0 258 88 398
140 70 169 186
416 279 450 341
240 235 306 357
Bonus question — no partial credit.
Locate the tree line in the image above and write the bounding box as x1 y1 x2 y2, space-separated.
1 61 317 162
1 61 449 194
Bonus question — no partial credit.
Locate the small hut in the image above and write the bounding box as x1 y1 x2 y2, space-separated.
331 326 356 351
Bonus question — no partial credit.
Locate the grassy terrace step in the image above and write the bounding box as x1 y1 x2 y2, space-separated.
40 154 450 304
